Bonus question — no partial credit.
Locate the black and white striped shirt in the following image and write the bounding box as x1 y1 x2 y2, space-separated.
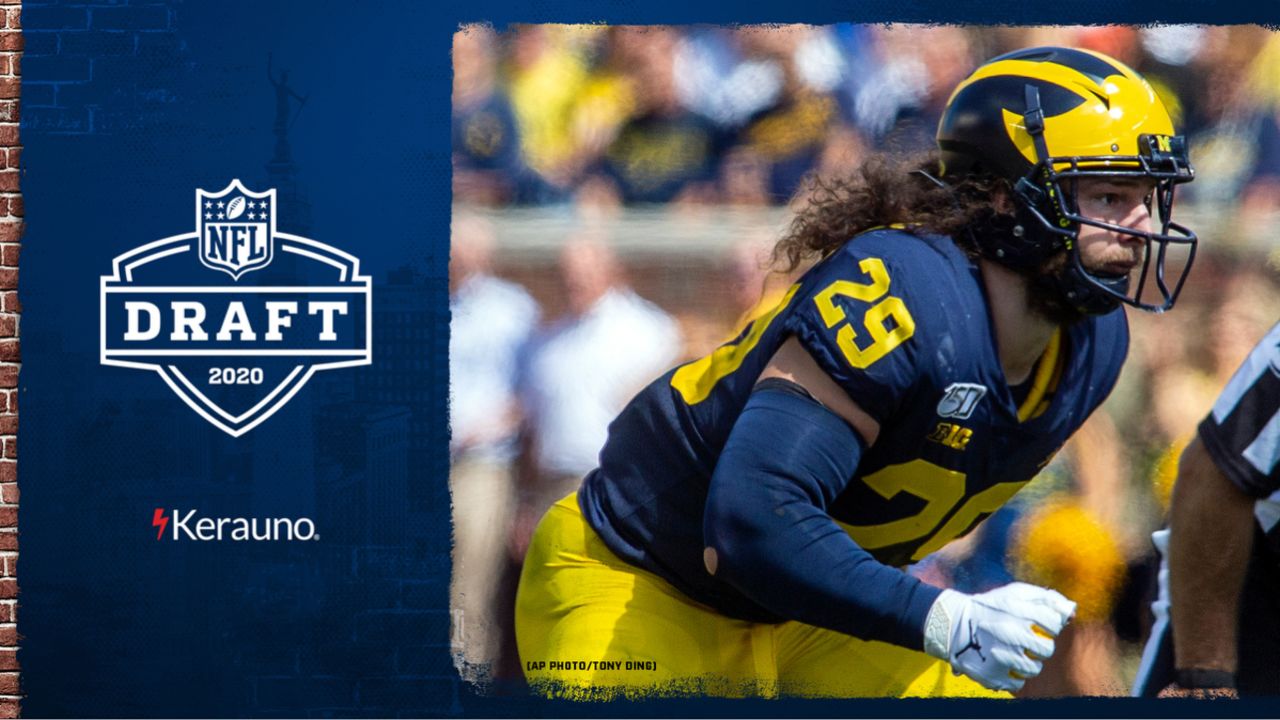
1199 322 1280 549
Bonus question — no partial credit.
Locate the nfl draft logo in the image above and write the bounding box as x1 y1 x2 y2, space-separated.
100 180 372 436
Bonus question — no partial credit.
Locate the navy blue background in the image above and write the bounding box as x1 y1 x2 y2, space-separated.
15 0 1280 717
20 2 450 716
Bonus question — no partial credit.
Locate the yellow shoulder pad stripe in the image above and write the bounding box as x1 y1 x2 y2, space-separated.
670 284 801 405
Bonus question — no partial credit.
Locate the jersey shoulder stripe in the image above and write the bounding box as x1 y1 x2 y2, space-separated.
1212 322 1280 423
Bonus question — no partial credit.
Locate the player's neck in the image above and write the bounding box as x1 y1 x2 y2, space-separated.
979 260 1060 386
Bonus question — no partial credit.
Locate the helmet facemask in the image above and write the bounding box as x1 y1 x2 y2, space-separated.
1011 85 1197 315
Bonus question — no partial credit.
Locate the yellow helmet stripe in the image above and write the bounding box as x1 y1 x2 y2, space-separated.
999 101 1172 167
945 55 1173 165
947 57 1121 108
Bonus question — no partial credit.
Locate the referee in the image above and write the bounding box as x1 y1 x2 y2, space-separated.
1134 322 1280 697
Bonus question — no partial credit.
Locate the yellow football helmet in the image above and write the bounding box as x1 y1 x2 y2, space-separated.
936 46 1196 314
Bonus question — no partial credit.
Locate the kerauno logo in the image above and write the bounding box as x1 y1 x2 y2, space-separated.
152 508 319 542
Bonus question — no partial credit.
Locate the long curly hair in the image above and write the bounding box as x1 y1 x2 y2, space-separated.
772 151 1011 274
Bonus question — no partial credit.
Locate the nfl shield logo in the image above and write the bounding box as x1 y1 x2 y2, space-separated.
197 179 275 280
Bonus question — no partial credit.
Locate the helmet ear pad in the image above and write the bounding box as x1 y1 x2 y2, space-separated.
962 179 1069 271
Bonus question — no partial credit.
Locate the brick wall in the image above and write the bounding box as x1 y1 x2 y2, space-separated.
7 2 182 708
0 1 17 717
22 1 180 135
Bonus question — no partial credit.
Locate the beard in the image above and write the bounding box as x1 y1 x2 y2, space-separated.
960 211 1140 324
1024 250 1133 326
1026 252 1087 326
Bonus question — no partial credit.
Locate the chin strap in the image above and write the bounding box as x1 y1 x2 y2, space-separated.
1022 85 1051 165
1053 261 1126 316
1014 84 1068 228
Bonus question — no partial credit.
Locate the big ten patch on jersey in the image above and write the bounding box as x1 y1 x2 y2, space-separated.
101 180 372 436
929 383 989 449
927 421 975 451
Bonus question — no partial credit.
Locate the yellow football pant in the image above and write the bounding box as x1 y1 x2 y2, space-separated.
515 493 1006 700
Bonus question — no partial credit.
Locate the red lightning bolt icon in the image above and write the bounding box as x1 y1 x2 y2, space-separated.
152 508 169 541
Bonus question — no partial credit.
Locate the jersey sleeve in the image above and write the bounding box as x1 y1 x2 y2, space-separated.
784 232 943 424
1198 322 1280 498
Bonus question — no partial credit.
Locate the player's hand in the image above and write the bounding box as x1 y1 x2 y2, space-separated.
922 582 1077 692
1158 683 1238 699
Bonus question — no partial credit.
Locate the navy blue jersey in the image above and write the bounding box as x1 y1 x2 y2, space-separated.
579 229 1129 623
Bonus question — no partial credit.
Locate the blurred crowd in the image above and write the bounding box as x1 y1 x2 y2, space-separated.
455 24 1280 217
449 23 1280 696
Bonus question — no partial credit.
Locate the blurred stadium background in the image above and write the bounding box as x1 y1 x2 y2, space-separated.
450 24 1280 695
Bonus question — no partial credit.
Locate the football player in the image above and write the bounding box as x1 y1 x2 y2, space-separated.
1133 322 1280 698
516 46 1197 698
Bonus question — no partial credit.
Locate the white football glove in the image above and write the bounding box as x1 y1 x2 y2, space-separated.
922 582 1077 692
